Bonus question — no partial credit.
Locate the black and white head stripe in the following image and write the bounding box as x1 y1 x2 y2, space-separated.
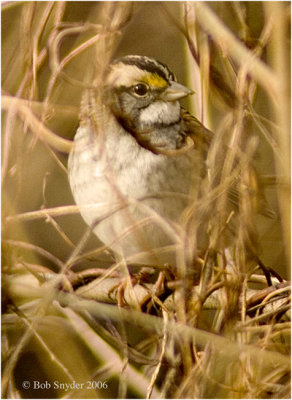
114 55 176 82
110 55 176 84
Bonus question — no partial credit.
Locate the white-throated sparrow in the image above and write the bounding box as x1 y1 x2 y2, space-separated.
68 55 272 268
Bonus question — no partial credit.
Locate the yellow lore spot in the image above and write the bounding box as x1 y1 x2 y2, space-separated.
142 73 168 88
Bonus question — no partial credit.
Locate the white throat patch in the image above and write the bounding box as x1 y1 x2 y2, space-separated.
139 101 180 125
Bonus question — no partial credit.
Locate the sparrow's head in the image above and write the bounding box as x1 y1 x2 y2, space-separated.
103 55 193 152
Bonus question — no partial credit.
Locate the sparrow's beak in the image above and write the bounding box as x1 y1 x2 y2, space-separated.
160 81 194 101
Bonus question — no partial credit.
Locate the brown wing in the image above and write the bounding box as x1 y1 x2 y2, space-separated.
180 107 276 219
180 108 213 158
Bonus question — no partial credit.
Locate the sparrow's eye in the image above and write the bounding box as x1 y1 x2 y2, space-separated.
133 83 149 96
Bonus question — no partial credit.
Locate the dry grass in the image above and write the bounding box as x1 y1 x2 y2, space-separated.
2 2 291 399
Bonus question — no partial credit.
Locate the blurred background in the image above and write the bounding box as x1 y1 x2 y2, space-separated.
2 2 290 399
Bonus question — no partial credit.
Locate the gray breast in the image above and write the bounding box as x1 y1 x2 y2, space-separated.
68 124 201 265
